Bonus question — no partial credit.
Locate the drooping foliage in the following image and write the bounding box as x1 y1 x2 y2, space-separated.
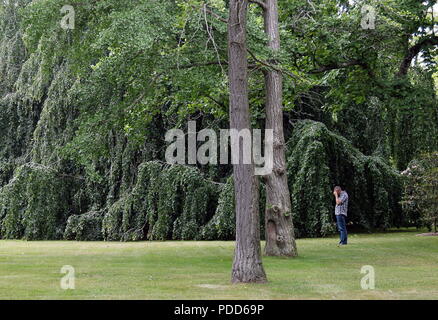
101 161 221 241
64 211 104 241
288 120 405 237
0 163 74 240
199 177 236 240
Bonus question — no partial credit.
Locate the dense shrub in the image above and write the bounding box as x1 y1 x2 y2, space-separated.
102 161 221 241
401 152 438 232
199 178 266 241
64 211 104 241
0 163 72 240
0 161 14 187
199 177 235 240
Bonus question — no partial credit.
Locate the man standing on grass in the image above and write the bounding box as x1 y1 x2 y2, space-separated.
333 186 348 246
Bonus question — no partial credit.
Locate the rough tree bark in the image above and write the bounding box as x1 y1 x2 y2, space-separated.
228 0 267 283
262 0 297 257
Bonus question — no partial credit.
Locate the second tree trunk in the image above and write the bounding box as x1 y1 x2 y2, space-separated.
263 0 297 257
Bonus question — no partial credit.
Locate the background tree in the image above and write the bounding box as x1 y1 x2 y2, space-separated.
402 152 438 233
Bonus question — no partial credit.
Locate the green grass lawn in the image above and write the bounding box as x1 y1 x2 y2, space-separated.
0 230 437 300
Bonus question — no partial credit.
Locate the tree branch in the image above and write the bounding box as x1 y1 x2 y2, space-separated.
176 60 263 70
309 59 364 74
199 5 228 23
397 35 438 77
307 58 385 89
247 49 302 80
176 61 229 69
248 0 267 10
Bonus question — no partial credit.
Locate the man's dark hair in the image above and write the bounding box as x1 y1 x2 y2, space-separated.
334 186 342 191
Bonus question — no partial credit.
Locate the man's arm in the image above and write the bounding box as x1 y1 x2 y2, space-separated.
334 191 342 205
336 194 342 205
334 192 346 205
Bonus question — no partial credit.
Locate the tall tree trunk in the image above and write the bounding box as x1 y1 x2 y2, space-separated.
229 0 267 283
263 0 297 257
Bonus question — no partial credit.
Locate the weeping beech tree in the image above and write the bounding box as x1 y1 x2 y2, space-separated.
228 0 267 284
260 0 297 257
